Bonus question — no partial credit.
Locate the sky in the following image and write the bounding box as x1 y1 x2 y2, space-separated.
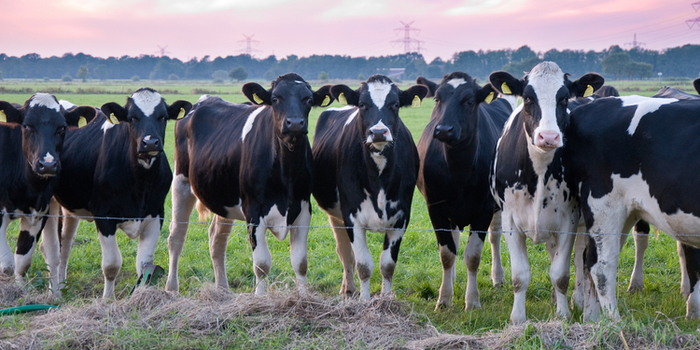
2 0 700 63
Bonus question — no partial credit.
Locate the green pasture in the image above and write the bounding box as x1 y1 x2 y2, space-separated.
0 79 698 346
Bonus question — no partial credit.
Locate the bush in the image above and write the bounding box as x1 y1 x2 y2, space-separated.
131 75 140 82
212 78 224 84
318 71 329 81
228 67 248 82
168 74 179 81
43 77 50 82
358 73 365 81
61 74 73 82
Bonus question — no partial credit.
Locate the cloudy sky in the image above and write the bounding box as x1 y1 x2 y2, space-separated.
3 0 698 62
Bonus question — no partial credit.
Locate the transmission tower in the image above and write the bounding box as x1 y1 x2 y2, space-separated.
391 21 424 54
238 34 262 57
153 45 171 57
686 2 700 28
624 33 646 49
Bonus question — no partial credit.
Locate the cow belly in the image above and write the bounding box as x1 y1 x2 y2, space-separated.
587 173 700 247
503 184 577 244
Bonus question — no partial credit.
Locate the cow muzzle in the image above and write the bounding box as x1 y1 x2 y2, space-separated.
434 124 456 143
35 158 59 177
535 131 561 149
281 117 307 135
138 136 162 169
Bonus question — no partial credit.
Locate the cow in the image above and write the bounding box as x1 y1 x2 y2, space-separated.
312 74 428 300
165 73 332 295
593 85 619 98
415 72 514 310
42 88 192 298
0 94 95 294
567 95 700 321
488 61 604 324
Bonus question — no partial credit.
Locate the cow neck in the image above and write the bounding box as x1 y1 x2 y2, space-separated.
443 130 479 173
276 134 309 180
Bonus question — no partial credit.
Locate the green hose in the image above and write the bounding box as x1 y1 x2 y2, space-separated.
0 304 59 316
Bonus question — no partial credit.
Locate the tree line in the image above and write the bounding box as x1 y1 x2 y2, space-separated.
1 44 699 83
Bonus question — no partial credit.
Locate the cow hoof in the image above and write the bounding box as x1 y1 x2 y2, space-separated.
1 266 14 277
464 300 481 310
435 300 451 311
627 283 644 294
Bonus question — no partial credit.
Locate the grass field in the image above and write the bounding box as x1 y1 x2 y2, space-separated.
0 78 699 348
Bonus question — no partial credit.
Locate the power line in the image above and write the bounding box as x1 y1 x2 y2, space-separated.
390 21 424 54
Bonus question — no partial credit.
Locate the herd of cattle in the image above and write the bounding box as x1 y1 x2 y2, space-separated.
2 62 700 325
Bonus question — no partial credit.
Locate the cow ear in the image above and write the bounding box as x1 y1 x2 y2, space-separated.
330 85 358 106
242 82 271 105
489 71 525 96
416 76 437 98
693 78 700 96
476 84 498 104
313 85 334 107
100 102 128 124
167 100 193 120
399 85 429 108
0 101 23 124
569 73 605 98
65 106 98 128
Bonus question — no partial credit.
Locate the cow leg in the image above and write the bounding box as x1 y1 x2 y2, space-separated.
428 207 459 309
350 226 373 300
489 211 505 288
329 216 356 297
209 215 233 290
166 173 197 292
380 227 404 297
628 220 650 293
289 201 310 294
550 232 575 320
249 220 271 295
464 228 486 310
57 212 80 285
582 235 602 322
504 225 530 325
678 240 690 298
96 221 121 298
135 216 160 280
0 213 14 276
14 214 48 286
39 198 61 294
571 228 587 310
588 217 631 321
681 243 700 319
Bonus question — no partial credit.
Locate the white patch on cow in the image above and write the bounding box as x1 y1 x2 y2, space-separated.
101 120 115 133
371 153 387 175
261 204 289 241
196 95 211 103
326 105 355 113
349 189 403 233
586 172 700 247
132 90 162 117
29 93 61 112
224 201 246 221
367 80 393 109
241 106 267 141
59 100 76 110
500 94 519 111
621 96 678 136
118 218 144 239
138 157 156 169
43 152 55 163
66 208 94 222
525 132 557 177
294 80 305 84
343 109 360 127
527 62 566 146
447 78 467 89
144 135 151 141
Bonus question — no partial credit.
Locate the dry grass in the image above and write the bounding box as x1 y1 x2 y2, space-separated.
1 279 700 349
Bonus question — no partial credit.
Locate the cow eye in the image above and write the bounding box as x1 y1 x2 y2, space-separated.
57 126 67 135
271 96 279 104
23 125 32 132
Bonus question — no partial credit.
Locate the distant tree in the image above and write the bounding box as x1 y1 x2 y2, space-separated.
168 73 179 80
94 64 107 80
502 57 542 77
228 66 248 81
626 61 653 79
211 70 228 81
131 75 140 82
61 74 73 82
0 70 3 80
602 52 632 79
76 65 89 82
263 69 279 81
44 77 50 82
358 73 366 81
318 71 329 81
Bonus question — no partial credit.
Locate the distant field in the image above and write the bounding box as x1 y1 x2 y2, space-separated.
0 78 698 348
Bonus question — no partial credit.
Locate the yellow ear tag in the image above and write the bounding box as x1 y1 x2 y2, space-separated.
177 107 186 120
253 93 264 104
411 95 421 108
338 92 347 105
321 95 331 107
501 82 512 95
583 84 594 98
484 92 494 104
109 113 120 125
0 110 6 123
78 116 87 128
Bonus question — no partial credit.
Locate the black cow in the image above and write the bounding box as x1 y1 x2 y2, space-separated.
566 93 700 321
43 88 192 298
488 61 604 324
415 72 514 310
165 73 332 295
0 94 95 293
312 74 428 300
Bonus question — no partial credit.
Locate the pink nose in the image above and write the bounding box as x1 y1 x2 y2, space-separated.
536 131 560 148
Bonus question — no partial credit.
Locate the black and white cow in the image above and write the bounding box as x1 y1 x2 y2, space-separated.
415 72 514 310
566 94 700 321
165 73 332 295
43 88 192 298
312 75 428 300
488 61 604 324
0 94 95 293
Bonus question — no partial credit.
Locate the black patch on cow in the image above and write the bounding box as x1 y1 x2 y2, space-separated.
357 263 372 281
512 278 524 293
682 243 700 294
390 236 402 263
15 230 34 255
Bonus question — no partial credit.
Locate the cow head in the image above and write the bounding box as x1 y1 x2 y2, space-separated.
426 72 497 146
0 93 96 177
242 73 332 151
100 88 192 169
490 61 604 150
331 75 428 153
